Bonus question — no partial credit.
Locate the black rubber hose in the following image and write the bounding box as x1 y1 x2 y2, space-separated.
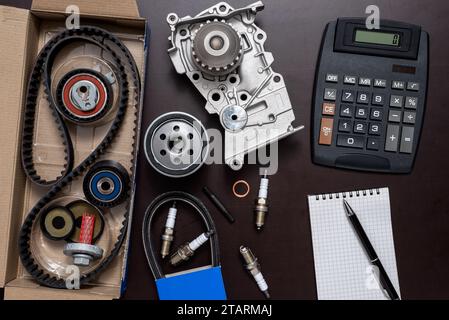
142 191 220 280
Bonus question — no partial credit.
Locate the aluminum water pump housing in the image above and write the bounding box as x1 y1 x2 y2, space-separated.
167 1 303 170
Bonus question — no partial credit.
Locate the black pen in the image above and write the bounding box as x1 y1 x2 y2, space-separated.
343 200 400 300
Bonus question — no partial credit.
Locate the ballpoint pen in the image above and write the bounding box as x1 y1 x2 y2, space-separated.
343 199 400 300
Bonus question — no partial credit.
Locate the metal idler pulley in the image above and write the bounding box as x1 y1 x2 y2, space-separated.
220 105 248 132
144 112 209 178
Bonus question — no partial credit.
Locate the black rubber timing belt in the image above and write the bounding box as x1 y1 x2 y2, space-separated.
142 191 220 279
19 26 140 289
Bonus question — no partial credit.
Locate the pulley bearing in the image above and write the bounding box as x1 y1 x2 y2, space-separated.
144 112 209 178
83 160 130 208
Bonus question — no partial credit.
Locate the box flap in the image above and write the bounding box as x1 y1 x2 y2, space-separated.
5 278 118 300
32 0 140 19
0 5 31 287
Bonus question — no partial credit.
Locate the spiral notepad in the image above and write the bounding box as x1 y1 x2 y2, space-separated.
308 188 401 300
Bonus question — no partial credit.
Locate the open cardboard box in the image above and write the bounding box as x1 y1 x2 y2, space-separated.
0 0 148 299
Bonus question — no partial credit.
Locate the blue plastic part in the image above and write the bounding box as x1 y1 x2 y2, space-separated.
156 266 227 300
90 171 122 201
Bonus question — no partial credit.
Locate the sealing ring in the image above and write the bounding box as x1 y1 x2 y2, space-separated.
232 180 250 198
40 206 75 241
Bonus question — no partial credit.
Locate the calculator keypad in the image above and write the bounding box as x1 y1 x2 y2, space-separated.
320 74 420 154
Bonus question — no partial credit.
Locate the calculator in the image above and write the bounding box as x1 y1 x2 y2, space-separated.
312 18 428 173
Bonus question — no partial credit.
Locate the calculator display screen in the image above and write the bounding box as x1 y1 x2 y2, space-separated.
354 30 400 46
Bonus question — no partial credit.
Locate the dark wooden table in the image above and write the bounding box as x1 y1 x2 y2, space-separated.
2 0 449 300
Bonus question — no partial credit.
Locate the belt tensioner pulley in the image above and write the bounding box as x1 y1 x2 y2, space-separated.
56 69 113 124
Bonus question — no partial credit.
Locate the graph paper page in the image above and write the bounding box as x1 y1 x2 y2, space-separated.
308 188 401 300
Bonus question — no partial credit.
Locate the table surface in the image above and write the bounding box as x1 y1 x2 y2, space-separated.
2 0 449 300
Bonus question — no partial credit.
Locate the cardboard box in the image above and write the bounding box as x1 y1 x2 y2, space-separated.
0 0 148 299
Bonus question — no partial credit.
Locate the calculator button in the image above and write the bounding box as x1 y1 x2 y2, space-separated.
369 123 381 136
319 118 334 145
338 119 352 133
341 90 355 103
359 78 371 86
370 108 383 121
388 110 402 123
324 88 337 101
400 126 414 154
374 79 387 88
355 106 368 119
403 111 416 124
344 75 357 85
322 103 336 116
357 92 370 104
372 93 385 106
340 105 354 118
337 135 365 149
353 121 367 134
326 74 339 83
392 81 405 90
390 95 404 108
367 138 380 151
385 125 400 152
405 96 418 109
407 82 420 91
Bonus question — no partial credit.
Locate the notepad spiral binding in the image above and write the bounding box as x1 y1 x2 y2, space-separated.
315 188 381 200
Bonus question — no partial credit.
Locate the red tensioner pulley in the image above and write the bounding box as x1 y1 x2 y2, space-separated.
56 68 113 124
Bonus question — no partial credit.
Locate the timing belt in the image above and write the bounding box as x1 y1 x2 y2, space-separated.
19 26 141 288
142 191 220 279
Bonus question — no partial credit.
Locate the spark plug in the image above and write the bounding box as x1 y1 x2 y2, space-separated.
240 246 270 299
254 171 269 231
161 202 177 259
169 231 213 266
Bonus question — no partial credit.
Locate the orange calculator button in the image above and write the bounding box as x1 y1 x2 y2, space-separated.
319 118 334 145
